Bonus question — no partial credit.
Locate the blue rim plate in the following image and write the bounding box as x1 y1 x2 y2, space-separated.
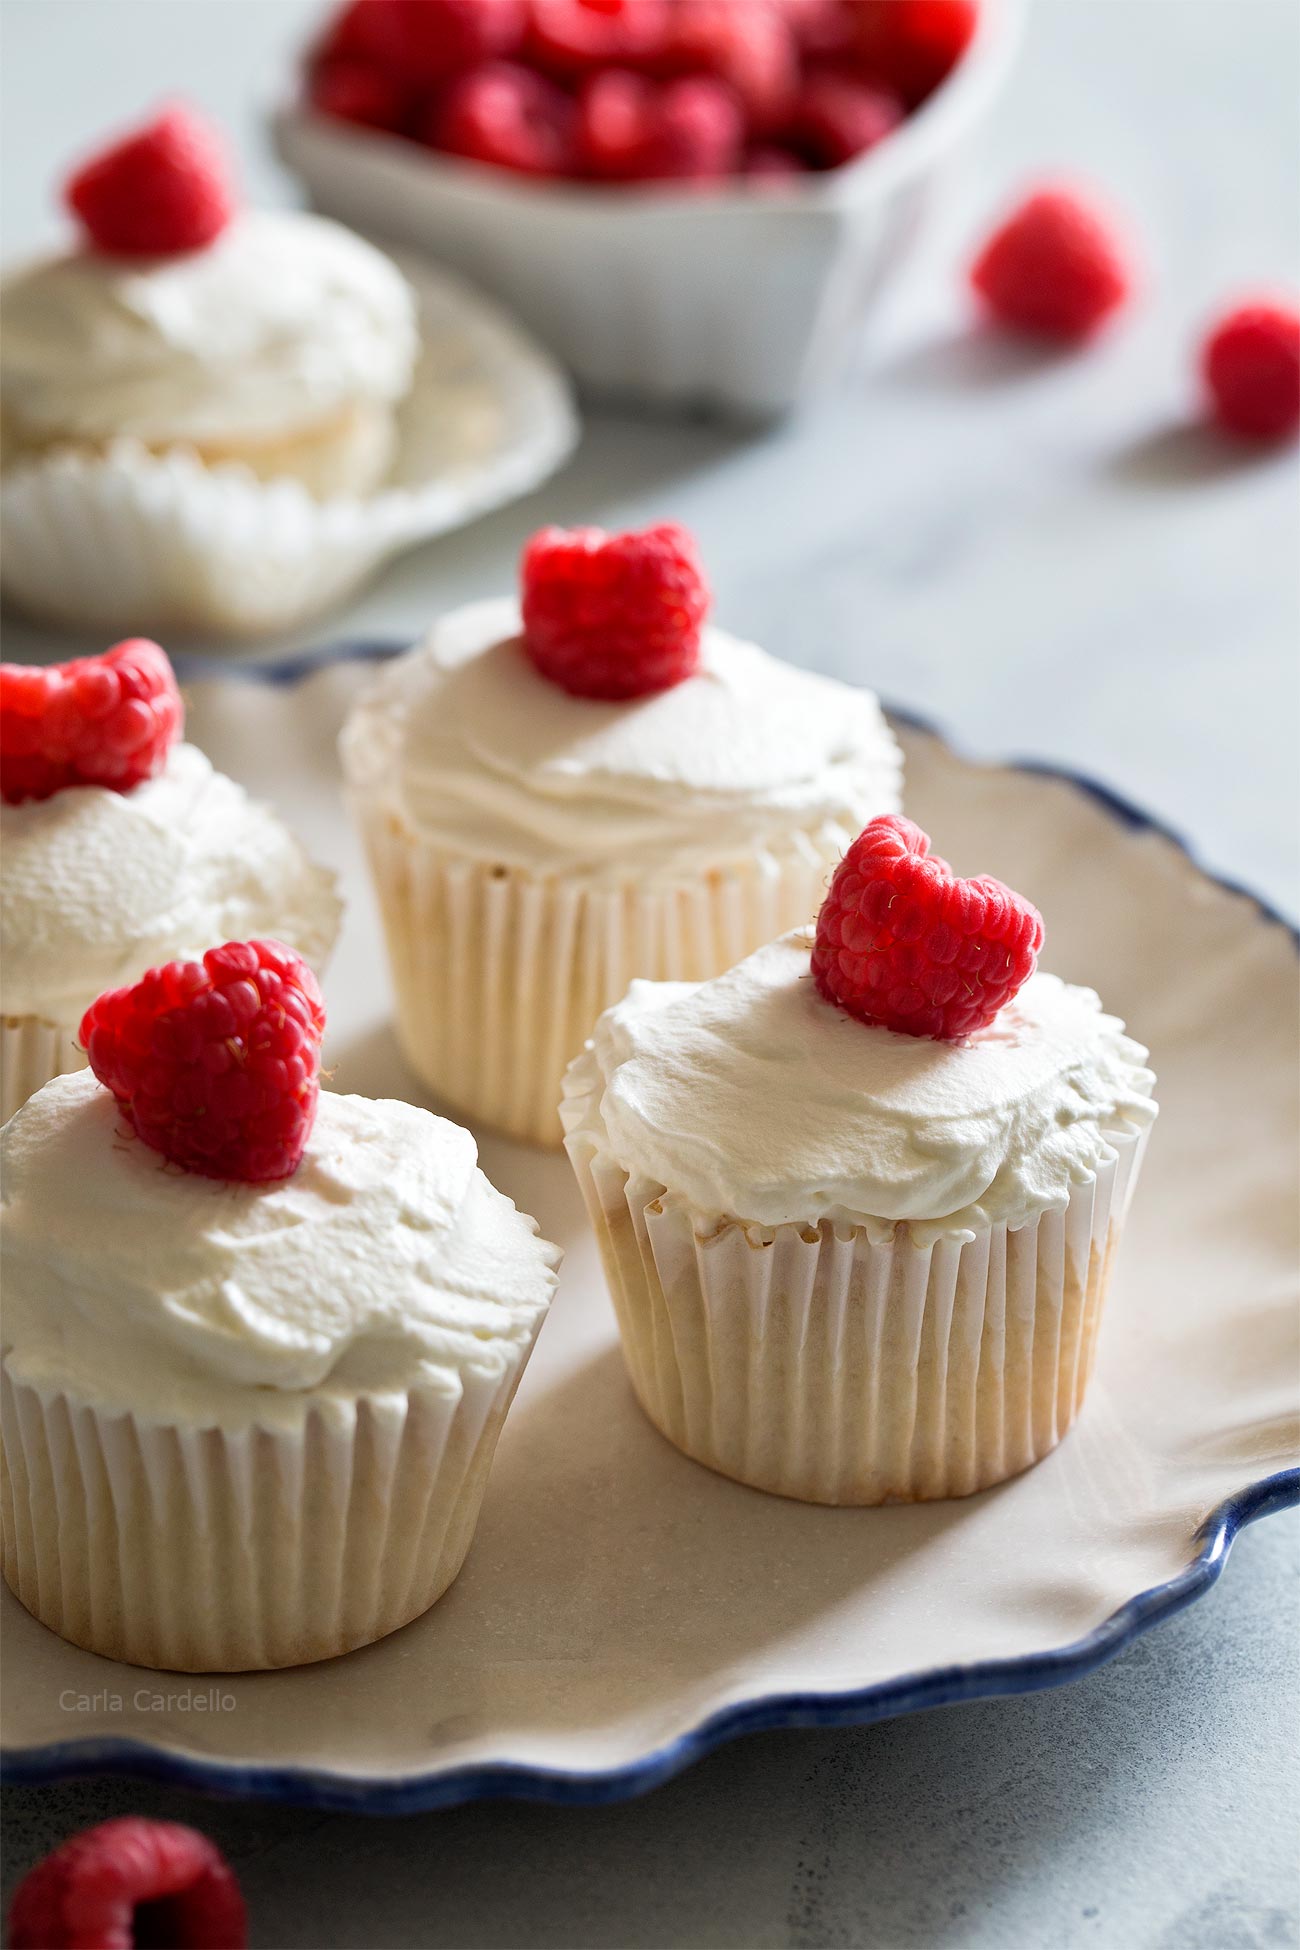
4 642 1296 1814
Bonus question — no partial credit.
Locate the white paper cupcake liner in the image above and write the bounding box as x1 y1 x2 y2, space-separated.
565 1092 1148 1504
355 801 859 1147
0 1335 538 1671
0 260 576 639
0 1015 85 1126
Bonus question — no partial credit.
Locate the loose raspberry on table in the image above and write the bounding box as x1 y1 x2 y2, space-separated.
662 0 799 138
0 639 183 806
64 104 237 256
8 1816 247 1950
528 0 670 76
520 522 711 699
792 71 904 168
333 0 527 83
427 61 577 175
307 55 412 132
812 815 1044 1042
1201 298 1300 441
81 940 327 1184
969 184 1134 340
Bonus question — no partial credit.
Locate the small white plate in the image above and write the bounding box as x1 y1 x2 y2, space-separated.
0 263 577 639
2 654 1295 1811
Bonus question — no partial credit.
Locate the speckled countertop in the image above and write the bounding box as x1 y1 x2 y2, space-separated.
1 0 1296 1943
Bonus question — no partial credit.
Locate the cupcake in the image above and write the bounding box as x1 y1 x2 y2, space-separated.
0 105 418 500
341 521 902 1146
562 815 1158 1505
0 639 340 1123
0 941 558 1671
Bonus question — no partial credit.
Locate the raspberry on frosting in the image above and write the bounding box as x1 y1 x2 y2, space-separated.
64 103 237 257
812 814 1044 1042
7 1817 247 1950
520 521 712 699
81 939 327 1183
0 639 183 806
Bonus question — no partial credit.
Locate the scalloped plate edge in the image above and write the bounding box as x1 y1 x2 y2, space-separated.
4 643 1295 1812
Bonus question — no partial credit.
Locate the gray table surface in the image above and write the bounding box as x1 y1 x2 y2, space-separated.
2 1 1297 1945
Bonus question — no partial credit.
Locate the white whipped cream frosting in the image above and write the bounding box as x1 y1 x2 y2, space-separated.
0 743 341 1023
340 598 902 881
0 212 418 443
562 932 1158 1245
1 1073 558 1426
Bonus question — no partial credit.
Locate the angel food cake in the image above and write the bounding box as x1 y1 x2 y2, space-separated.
0 639 340 1120
0 944 558 1671
0 106 418 499
562 816 1158 1505
341 521 902 1144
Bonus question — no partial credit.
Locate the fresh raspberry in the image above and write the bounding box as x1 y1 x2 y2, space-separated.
427 62 576 175
577 70 655 178
332 0 527 82
774 0 855 59
528 0 670 76
578 71 744 182
520 523 711 699
637 76 745 180
0 639 183 807
1201 298 1300 442
970 185 1134 340
812 815 1044 1043
852 0 978 105
745 142 810 183
8 1817 247 1950
82 940 326 1183
792 72 904 167
662 0 799 137
64 104 237 257
307 56 411 131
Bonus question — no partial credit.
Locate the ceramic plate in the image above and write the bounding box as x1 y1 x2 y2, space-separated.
3 652 1296 1811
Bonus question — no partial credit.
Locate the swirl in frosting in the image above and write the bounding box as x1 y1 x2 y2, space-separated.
0 742 341 1022
1 1074 559 1424
0 212 417 443
340 598 903 880
562 932 1158 1244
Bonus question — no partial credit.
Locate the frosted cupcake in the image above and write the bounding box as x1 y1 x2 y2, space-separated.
0 639 340 1122
0 942 558 1671
341 521 902 1146
562 815 1157 1505
1 105 418 499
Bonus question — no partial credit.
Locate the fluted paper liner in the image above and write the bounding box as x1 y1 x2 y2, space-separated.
1 1016 85 1126
0 260 575 639
565 1116 1148 1505
354 800 860 1147
0 1338 539 1671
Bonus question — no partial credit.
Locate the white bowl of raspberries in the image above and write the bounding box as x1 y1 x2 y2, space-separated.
273 0 1024 417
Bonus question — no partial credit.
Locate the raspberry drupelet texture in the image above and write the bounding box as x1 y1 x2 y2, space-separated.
0 639 183 806
81 940 327 1184
1201 299 1300 441
970 185 1133 341
8 1816 247 1950
520 522 711 699
812 815 1044 1042
64 104 237 257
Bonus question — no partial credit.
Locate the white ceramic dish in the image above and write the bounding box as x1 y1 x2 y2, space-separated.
271 0 1025 417
2 652 1295 1811
0 260 577 639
